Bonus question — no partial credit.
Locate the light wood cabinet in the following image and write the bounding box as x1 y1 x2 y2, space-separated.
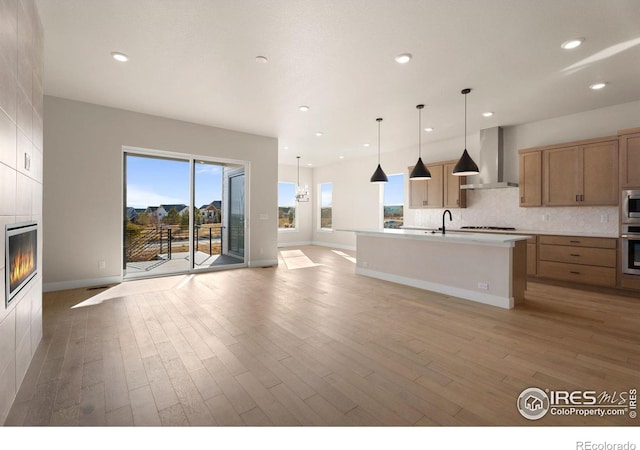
526 235 537 276
542 138 618 206
444 161 466 208
537 235 617 287
619 127 640 188
519 150 542 206
409 161 465 209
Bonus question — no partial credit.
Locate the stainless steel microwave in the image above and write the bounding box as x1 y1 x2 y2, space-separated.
622 190 640 223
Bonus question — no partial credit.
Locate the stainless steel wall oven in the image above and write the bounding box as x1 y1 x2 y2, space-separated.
621 190 640 223
621 224 640 276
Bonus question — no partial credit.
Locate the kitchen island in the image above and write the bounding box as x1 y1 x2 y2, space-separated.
344 229 531 309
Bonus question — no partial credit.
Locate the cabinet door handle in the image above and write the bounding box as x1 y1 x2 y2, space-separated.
575 194 579 202
570 271 580 275
570 253 580 257
423 200 428 206
569 240 580 244
521 196 524 203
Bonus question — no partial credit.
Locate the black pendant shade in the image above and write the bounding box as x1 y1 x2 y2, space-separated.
370 117 388 183
410 104 431 180
452 149 479 175
453 88 480 176
370 164 389 183
409 157 431 179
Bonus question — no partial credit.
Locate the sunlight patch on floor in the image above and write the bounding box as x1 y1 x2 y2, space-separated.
280 249 322 270
332 249 356 263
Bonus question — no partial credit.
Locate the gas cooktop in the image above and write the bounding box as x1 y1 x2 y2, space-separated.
460 226 517 231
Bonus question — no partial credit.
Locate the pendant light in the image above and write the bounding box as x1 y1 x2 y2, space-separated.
370 117 388 183
295 156 309 202
409 104 431 180
452 88 480 176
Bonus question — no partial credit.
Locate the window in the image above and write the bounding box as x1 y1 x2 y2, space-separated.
383 174 403 229
278 182 297 229
320 182 332 230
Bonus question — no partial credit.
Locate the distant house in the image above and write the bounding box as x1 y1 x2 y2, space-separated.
145 206 160 224
126 207 146 222
200 201 222 223
160 204 188 218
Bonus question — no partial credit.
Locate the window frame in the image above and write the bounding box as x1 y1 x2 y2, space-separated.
277 181 298 231
318 182 333 231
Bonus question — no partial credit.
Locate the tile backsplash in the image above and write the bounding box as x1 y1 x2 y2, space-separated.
405 187 619 235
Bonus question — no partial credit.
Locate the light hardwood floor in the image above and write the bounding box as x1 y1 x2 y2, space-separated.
5 245 639 426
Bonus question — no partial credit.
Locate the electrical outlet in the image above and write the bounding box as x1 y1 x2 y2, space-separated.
98 260 106 269
362 261 369 268
542 213 550 222
600 214 608 223
478 282 489 290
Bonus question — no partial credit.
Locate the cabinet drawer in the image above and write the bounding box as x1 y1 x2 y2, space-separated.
538 235 616 249
538 261 616 287
539 245 616 267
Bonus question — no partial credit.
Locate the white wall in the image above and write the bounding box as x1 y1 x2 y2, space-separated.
43 96 278 290
0 0 43 425
277 163 313 246
307 100 640 248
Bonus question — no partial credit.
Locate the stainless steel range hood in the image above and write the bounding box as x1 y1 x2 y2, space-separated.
460 126 518 189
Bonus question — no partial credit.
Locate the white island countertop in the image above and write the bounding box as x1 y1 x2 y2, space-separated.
341 228 532 248
400 225 618 239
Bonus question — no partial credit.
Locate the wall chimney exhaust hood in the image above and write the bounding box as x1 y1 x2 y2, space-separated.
460 126 518 189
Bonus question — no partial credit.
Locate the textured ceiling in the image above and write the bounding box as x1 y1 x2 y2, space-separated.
36 0 640 166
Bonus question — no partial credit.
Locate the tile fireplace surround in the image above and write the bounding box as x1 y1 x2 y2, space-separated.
0 0 44 425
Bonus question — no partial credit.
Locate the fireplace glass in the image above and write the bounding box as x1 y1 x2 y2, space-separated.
5 222 38 307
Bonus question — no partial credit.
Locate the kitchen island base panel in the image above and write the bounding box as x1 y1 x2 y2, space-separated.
355 234 526 309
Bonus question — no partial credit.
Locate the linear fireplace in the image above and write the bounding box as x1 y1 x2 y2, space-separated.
5 221 38 308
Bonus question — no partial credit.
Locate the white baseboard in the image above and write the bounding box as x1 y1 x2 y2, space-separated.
311 241 356 252
248 259 279 268
356 267 514 309
43 276 123 293
277 241 312 248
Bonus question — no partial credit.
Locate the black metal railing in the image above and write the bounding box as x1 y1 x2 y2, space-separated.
125 225 223 266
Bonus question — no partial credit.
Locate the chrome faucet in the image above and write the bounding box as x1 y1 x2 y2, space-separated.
442 209 452 234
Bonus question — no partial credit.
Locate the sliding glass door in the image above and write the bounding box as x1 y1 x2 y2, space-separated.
123 151 246 279
226 168 245 259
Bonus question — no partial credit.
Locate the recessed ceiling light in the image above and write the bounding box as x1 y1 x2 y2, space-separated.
315 132 323 137
283 146 289 150
298 105 310 112
111 52 129 62
255 56 268 63
363 143 370 147
395 53 412 64
482 112 494 117
307 163 313 166
339 156 344 159
561 38 585 50
424 127 434 132
590 82 607 90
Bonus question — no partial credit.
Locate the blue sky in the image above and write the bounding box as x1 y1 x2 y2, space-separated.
384 173 404 205
126 155 222 209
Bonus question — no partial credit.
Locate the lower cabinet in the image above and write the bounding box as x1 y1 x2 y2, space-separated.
537 235 617 287
526 235 537 276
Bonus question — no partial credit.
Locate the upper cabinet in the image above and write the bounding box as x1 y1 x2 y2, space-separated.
408 160 466 209
519 150 542 206
519 136 619 207
619 127 640 189
444 161 467 208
